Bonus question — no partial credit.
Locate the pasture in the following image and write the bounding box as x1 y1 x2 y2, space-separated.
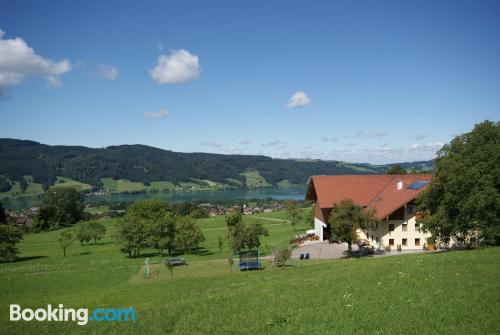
0 212 499 334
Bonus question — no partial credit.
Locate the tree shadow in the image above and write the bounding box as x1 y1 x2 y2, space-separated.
14 256 48 263
79 251 91 256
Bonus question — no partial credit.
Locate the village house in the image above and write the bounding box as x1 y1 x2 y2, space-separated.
305 174 432 250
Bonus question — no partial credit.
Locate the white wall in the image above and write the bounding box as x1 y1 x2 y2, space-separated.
363 205 431 250
314 218 326 241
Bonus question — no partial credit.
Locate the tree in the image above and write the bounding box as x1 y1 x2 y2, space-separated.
0 201 6 223
0 176 11 193
226 210 247 252
386 164 406 175
173 216 205 255
225 210 269 252
57 230 75 257
0 224 23 262
75 222 91 246
244 222 269 250
120 199 175 257
34 188 84 230
285 200 300 230
115 216 148 258
418 121 500 246
148 215 175 256
19 179 28 193
329 199 379 256
87 222 106 244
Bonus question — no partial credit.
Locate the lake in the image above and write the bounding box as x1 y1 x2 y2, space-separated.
1 187 307 210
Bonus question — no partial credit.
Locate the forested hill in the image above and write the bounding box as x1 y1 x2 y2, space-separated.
0 139 433 190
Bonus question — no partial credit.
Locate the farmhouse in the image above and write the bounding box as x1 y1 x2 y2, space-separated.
305 174 432 250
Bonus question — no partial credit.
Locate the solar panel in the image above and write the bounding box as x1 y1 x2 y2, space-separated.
407 180 430 190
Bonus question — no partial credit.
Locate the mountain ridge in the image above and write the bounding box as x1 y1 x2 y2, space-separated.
0 138 434 191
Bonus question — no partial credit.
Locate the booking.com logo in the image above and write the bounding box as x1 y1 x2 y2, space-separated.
9 304 136 326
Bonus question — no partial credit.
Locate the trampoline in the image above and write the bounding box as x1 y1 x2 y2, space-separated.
238 250 262 270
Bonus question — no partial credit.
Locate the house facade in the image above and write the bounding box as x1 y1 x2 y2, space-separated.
305 174 432 250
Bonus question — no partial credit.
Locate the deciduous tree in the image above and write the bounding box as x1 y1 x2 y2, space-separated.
88 222 106 244
418 120 500 246
386 164 406 175
34 188 84 230
75 222 91 246
0 224 23 262
329 199 378 256
57 230 75 257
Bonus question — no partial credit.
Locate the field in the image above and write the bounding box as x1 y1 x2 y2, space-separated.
0 212 499 334
240 170 272 188
0 176 43 200
50 177 92 192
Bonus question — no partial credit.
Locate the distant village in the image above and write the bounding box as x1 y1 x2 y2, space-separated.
4 201 291 231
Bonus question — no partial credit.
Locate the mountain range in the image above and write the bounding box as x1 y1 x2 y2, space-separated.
0 139 434 193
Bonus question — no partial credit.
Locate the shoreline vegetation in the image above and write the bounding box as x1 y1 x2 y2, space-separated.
0 176 307 201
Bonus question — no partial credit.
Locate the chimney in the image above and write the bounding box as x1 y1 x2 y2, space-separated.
396 180 403 190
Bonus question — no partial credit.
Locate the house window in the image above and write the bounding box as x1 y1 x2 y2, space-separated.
402 238 407 246
402 224 408 232
389 239 395 246
415 223 420 232
415 238 421 246
406 206 413 215
389 224 395 232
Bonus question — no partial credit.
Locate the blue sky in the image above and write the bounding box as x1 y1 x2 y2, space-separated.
0 0 499 164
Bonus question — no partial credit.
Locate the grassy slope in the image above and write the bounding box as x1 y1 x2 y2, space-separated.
50 177 92 192
240 170 272 188
0 181 43 200
0 214 498 334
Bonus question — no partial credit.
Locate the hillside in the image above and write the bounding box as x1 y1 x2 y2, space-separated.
0 216 497 334
0 139 434 193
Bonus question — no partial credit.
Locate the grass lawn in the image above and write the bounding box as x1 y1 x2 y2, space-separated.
240 170 272 188
1 213 498 334
101 178 148 193
50 177 92 192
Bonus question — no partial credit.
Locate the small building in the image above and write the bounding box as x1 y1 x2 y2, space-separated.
305 174 432 250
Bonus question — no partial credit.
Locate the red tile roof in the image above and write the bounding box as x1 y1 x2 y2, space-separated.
305 174 432 220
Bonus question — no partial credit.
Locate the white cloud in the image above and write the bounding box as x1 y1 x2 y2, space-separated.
262 140 287 147
410 142 443 151
286 91 311 109
321 137 338 143
97 63 119 80
351 131 387 138
144 109 169 119
239 140 252 145
149 49 200 84
201 141 223 148
0 29 71 90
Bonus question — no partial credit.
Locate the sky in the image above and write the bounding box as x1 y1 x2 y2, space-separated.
0 0 499 164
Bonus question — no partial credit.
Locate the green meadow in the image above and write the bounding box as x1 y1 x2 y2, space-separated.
0 212 499 334
0 176 43 200
239 171 272 188
50 177 92 192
